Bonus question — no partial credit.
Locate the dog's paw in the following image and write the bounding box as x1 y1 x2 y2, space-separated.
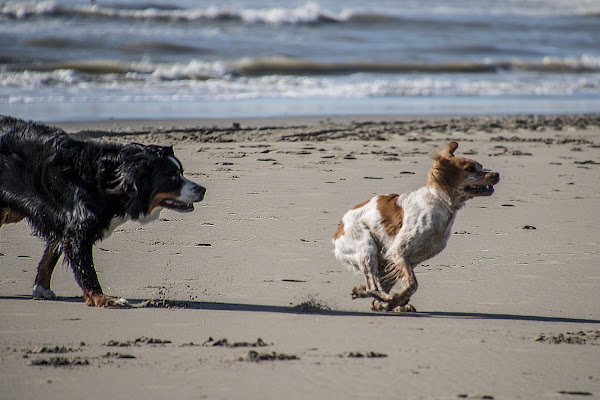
351 285 367 299
388 304 417 313
85 293 130 307
108 297 131 308
371 299 388 311
32 285 57 300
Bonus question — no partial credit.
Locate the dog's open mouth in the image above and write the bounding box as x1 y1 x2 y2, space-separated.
465 184 495 195
159 198 194 212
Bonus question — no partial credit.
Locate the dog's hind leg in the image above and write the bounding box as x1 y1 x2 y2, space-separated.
32 244 61 300
336 225 392 305
350 244 393 303
0 209 58 300
1 208 24 225
0 209 57 300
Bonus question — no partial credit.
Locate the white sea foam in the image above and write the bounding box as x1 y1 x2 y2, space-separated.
239 2 341 24
2 0 598 22
1 1 343 24
148 60 231 81
0 69 80 89
2 66 599 105
0 0 56 18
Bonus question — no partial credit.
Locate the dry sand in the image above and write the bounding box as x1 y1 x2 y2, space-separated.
1 114 599 400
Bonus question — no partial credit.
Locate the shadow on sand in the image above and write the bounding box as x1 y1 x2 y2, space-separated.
2 294 599 325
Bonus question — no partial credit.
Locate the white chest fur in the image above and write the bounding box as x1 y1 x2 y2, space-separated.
102 208 162 240
395 187 457 265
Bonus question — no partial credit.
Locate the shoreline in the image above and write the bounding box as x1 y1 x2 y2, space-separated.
6 93 600 125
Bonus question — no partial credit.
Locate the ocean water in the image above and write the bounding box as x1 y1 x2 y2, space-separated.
1 0 600 121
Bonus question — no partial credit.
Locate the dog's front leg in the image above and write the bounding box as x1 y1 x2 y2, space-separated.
63 236 127 307
64 239 104 305
83 290 129 307
386 263 418 312
352 284 393 301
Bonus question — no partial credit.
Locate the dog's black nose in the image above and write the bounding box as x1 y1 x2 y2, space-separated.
195 184 206 201
489 172 500 184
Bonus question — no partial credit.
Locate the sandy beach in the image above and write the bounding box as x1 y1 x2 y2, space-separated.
1 114 599 400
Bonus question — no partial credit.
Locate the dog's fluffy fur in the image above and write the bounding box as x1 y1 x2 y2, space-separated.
0 116 206 306
333 142 499 312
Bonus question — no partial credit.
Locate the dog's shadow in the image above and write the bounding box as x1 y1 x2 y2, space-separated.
2 295 599 324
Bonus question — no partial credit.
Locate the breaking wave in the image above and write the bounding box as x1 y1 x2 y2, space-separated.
2 1 599 24
0 1 344 24
2 57 599 105
7 56 600 80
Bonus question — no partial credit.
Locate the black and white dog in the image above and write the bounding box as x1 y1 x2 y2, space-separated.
0 116 206 306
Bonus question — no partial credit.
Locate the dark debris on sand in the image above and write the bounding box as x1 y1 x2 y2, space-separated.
74 114 600 144
104 337 172 347
239 350 299 362
340 351 388 359
30 356 90 367
202 337 270 348
535 330 600 345
135 299 191 309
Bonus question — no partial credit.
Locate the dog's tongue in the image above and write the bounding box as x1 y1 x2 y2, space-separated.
160 198 194 212
466 185 494 195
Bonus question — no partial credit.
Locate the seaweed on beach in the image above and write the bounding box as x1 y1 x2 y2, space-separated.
77 115 600 145
30 356 90 367
202 337 270 348
340 351 388 359
239 350 299 362
135 298 191 309
104 337 172 347
535 330 600 345
25 345 78 355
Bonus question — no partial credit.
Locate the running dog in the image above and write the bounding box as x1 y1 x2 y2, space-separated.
333 141 499 312
0 116 206 306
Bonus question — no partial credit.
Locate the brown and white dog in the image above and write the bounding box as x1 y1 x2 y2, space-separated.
333 142 499 312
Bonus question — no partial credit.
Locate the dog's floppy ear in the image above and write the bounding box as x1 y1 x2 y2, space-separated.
159 145 174 158
105 143 172 198
106 155 150 198
118 171 141 198
440 141 458 158
139 144 174 158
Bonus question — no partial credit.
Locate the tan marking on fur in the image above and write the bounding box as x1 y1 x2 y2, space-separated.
0 208 24 226
427 156 469 195
427 142 483 206
333 199 369 239
376 194 403 237
440 141 458 157
83 290 118 307
352 199 370 210
428 143 498 207
34 246 58 289
333 220 345 240
148 191 181 213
